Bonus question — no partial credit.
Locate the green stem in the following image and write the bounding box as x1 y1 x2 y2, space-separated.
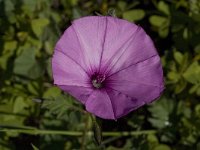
0 128 156 137
81 114 90 150
90 114 102 145
0 128 83 136
102 136 121 145
102 130 157 136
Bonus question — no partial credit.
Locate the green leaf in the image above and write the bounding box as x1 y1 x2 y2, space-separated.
31 144 39 150
31 18 49 37
148 97 174 129
149 15 168 27
154 144 171 150
27 81 40 95
70 0 78 6
46 58 52 78
4 40 17 51
183 61 200 84
175 80 187 94
0 139 11 150
72 8 82 19
197 87 200 96
0 51 13 69
14 48 35 76
191 14 200 22
42 95 75 119
117 1 126 11
167 72 180 82
123 9 145 22
22 0 37 11
189 84 199 94
174 51 184 65
14 48 42 79
4 0 14 13
17 32 28 42
158 21 169 38
177 101 191 118
171 24 184 32
195 104 200 116
158 1 170 15
28 61 44 79
150 15 170 38
43 87 61 99
194 44 200 53
44 41 54 55
147 134 158 143
183 28 188 39
148 118 167 129
13 97 29 113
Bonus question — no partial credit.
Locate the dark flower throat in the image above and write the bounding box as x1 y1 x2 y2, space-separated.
91 73 106 89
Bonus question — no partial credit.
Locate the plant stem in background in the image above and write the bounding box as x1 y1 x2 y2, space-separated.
90 114 102 146
0 128 157 137
81 114 90 150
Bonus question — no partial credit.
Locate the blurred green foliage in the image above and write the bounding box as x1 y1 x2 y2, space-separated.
0 0 200 149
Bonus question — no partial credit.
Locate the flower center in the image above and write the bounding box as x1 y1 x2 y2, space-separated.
91 73 106 89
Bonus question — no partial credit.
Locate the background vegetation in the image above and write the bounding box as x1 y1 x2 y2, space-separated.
0 0 200 149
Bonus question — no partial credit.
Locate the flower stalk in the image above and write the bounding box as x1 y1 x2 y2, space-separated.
90 114 102 145
0 128 156 137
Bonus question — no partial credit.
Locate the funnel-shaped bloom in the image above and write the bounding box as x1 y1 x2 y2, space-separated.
52 16 164 120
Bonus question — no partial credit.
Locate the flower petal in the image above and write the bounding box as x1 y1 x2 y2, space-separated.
101 23 157 76
106 88 144 119
106 55 164 104
85 89 115 119
59 85 93 104
52 50 90 87
98 17 139 71
72 16 108 73
55 25 87 73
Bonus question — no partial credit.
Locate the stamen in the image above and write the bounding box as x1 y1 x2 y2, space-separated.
91 73 106 89
92 79 102 88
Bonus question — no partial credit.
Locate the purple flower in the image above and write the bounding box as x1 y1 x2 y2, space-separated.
52 16 164 120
